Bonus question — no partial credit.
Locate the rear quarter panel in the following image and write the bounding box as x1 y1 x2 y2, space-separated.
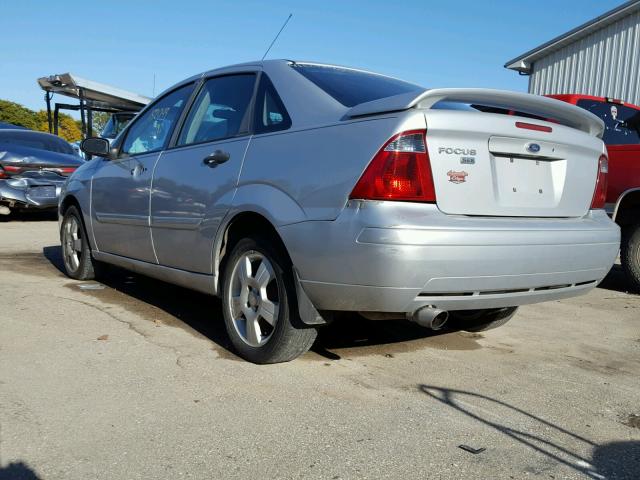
236 115 419 223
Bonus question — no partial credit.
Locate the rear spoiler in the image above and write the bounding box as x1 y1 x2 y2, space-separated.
345 88 605 137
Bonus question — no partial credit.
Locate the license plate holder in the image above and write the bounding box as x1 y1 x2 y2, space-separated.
28 185 57 198
493 157 561 208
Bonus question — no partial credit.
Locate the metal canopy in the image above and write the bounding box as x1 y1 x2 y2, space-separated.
37 73 150 111
37 72 151 144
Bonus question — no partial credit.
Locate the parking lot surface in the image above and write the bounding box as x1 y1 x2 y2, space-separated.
0 215 638 480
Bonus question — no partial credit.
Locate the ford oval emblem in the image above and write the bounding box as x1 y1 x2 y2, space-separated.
526 143 541 153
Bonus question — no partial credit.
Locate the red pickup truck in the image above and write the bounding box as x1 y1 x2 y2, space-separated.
549 94 640 291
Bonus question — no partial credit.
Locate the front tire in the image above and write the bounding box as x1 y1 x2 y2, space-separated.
621 223 640 292
221 235 317 364
449 307 518 332
60 205 99 280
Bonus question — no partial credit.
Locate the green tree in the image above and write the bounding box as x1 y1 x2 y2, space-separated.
91 111 110 135
0 100 38 129
33 111 82 142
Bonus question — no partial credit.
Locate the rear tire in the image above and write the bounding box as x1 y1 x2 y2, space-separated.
621 223 640 293
60 205 100 280
449 307 518 332
221 235 317 364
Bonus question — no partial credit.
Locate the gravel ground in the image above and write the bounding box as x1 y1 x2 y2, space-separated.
0 215 638 480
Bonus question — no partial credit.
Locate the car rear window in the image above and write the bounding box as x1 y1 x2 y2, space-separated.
0 131 75 154
291 63 422 108
576 99 640 145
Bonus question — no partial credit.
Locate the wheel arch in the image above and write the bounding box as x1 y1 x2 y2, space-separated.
213 209 329 326
59 194 97 252
613 188 640 226
60 194 81 216
213 210 292 294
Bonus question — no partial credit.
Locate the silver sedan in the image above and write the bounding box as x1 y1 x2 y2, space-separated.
60 60 619 363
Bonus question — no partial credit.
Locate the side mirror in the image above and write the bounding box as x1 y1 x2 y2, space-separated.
80 137 112 158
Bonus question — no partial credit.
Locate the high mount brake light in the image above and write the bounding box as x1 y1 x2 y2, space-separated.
515 121 552 133
349 130 436 202
590 154 608 209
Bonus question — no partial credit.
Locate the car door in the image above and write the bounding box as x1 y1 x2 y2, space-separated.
91 83 195 262
150 73 257 273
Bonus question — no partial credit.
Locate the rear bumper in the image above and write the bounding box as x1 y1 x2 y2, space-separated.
0 177 64 209
279 202 620 313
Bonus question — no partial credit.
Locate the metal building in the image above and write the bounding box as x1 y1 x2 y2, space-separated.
505 0 640 105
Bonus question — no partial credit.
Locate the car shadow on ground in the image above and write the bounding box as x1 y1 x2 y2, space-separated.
0 461 42 480
420 385 640 479
598 264 638 295
42 245 452 360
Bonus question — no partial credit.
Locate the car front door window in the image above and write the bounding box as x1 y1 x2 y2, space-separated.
122 84 195 155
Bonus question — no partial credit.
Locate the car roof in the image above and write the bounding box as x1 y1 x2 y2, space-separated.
0 129 73 142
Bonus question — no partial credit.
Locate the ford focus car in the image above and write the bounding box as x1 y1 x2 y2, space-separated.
60 60 620 363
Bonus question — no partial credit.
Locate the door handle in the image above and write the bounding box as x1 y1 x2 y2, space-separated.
130 164 147 176
203 150 230 167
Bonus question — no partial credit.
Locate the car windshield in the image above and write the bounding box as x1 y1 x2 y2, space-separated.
101 113 136 139
0 131 75 154
291 63 423 107
576 99 640 145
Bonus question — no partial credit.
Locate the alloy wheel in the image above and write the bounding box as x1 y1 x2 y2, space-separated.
62 215 83 273
227 251 280 347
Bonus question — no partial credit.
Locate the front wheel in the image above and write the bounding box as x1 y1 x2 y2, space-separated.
60 205 100 280
449 307 519 332
221 235 317 364
621 223 640 293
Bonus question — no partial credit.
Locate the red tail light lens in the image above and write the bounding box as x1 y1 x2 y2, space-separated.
349 130 436 202
590 154 608 209
0 167 7 179
59 167 77 175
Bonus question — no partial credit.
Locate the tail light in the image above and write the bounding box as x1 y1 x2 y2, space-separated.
590 154 608 209
0 167 7 179
42 167 77 176
349 130 436 202
3 165 21 174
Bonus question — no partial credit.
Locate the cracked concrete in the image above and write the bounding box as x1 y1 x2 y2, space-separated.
0 217 639 480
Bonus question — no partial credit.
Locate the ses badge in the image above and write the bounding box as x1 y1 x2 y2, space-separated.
447 170 469 184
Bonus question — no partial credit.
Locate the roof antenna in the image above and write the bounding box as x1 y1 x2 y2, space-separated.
262 13 292 61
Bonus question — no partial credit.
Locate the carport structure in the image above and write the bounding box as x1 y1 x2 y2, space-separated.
37 73 151 139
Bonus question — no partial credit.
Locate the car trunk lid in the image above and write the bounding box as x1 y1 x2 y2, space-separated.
347 88 606 218
424 112 604 217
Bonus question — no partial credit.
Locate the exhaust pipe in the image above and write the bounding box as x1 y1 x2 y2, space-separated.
409 306 449 330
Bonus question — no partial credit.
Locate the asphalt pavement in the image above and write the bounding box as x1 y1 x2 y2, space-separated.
0 214 638 479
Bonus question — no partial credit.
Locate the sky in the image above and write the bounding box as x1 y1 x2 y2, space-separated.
0 0 625 113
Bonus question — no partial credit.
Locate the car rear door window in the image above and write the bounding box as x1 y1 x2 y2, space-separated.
177 74 256 146
121 83 194 155
291 63 422 107
253 74 291 134
576 99 640 145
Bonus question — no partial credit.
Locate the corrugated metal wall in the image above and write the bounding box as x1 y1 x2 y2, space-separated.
529 9 640 105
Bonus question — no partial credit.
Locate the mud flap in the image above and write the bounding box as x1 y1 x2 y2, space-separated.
294 268 330 325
